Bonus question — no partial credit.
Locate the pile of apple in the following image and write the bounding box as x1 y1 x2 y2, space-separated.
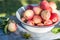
21 0 59 26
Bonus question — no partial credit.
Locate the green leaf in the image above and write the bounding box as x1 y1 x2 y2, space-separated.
4 24 8 34
51 28 60 34
22 32 31 39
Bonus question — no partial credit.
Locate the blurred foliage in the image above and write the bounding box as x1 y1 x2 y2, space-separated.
0 0 60 17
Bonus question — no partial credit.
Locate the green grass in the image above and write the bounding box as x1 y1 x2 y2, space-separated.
0 0 60 17
0 0 22 17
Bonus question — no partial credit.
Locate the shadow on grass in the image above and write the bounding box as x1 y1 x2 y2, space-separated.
0 0 22 17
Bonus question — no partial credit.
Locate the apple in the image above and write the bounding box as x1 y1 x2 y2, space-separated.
8 22 17 32
26 5 33 10
27 20 34 26
46 7 52 13
37 23 44 26
49 2 57 10
23 10 34 20
44 19 52 26
33 15 42 24
21 17 26 22
41 10 51 20
50 13 58 22
40 0 50 10
33 6 42 15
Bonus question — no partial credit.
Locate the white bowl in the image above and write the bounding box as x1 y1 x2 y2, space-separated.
16 4 59 33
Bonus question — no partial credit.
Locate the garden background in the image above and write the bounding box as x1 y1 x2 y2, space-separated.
0 0 60 17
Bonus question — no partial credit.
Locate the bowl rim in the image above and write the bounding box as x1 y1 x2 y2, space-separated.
16 4 60 28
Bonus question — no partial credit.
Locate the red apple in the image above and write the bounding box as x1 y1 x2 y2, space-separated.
33 15 42 24
50 13 58 22
21 17 26 22
33 6 42 15
44 20 52 26
23 10 34 20
49 2 57 10
46 7 52 13
8 22 17 32
37 23 44 26
40 0 50 10
27 20 34 26
26 5 33 10
41 10 51 20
